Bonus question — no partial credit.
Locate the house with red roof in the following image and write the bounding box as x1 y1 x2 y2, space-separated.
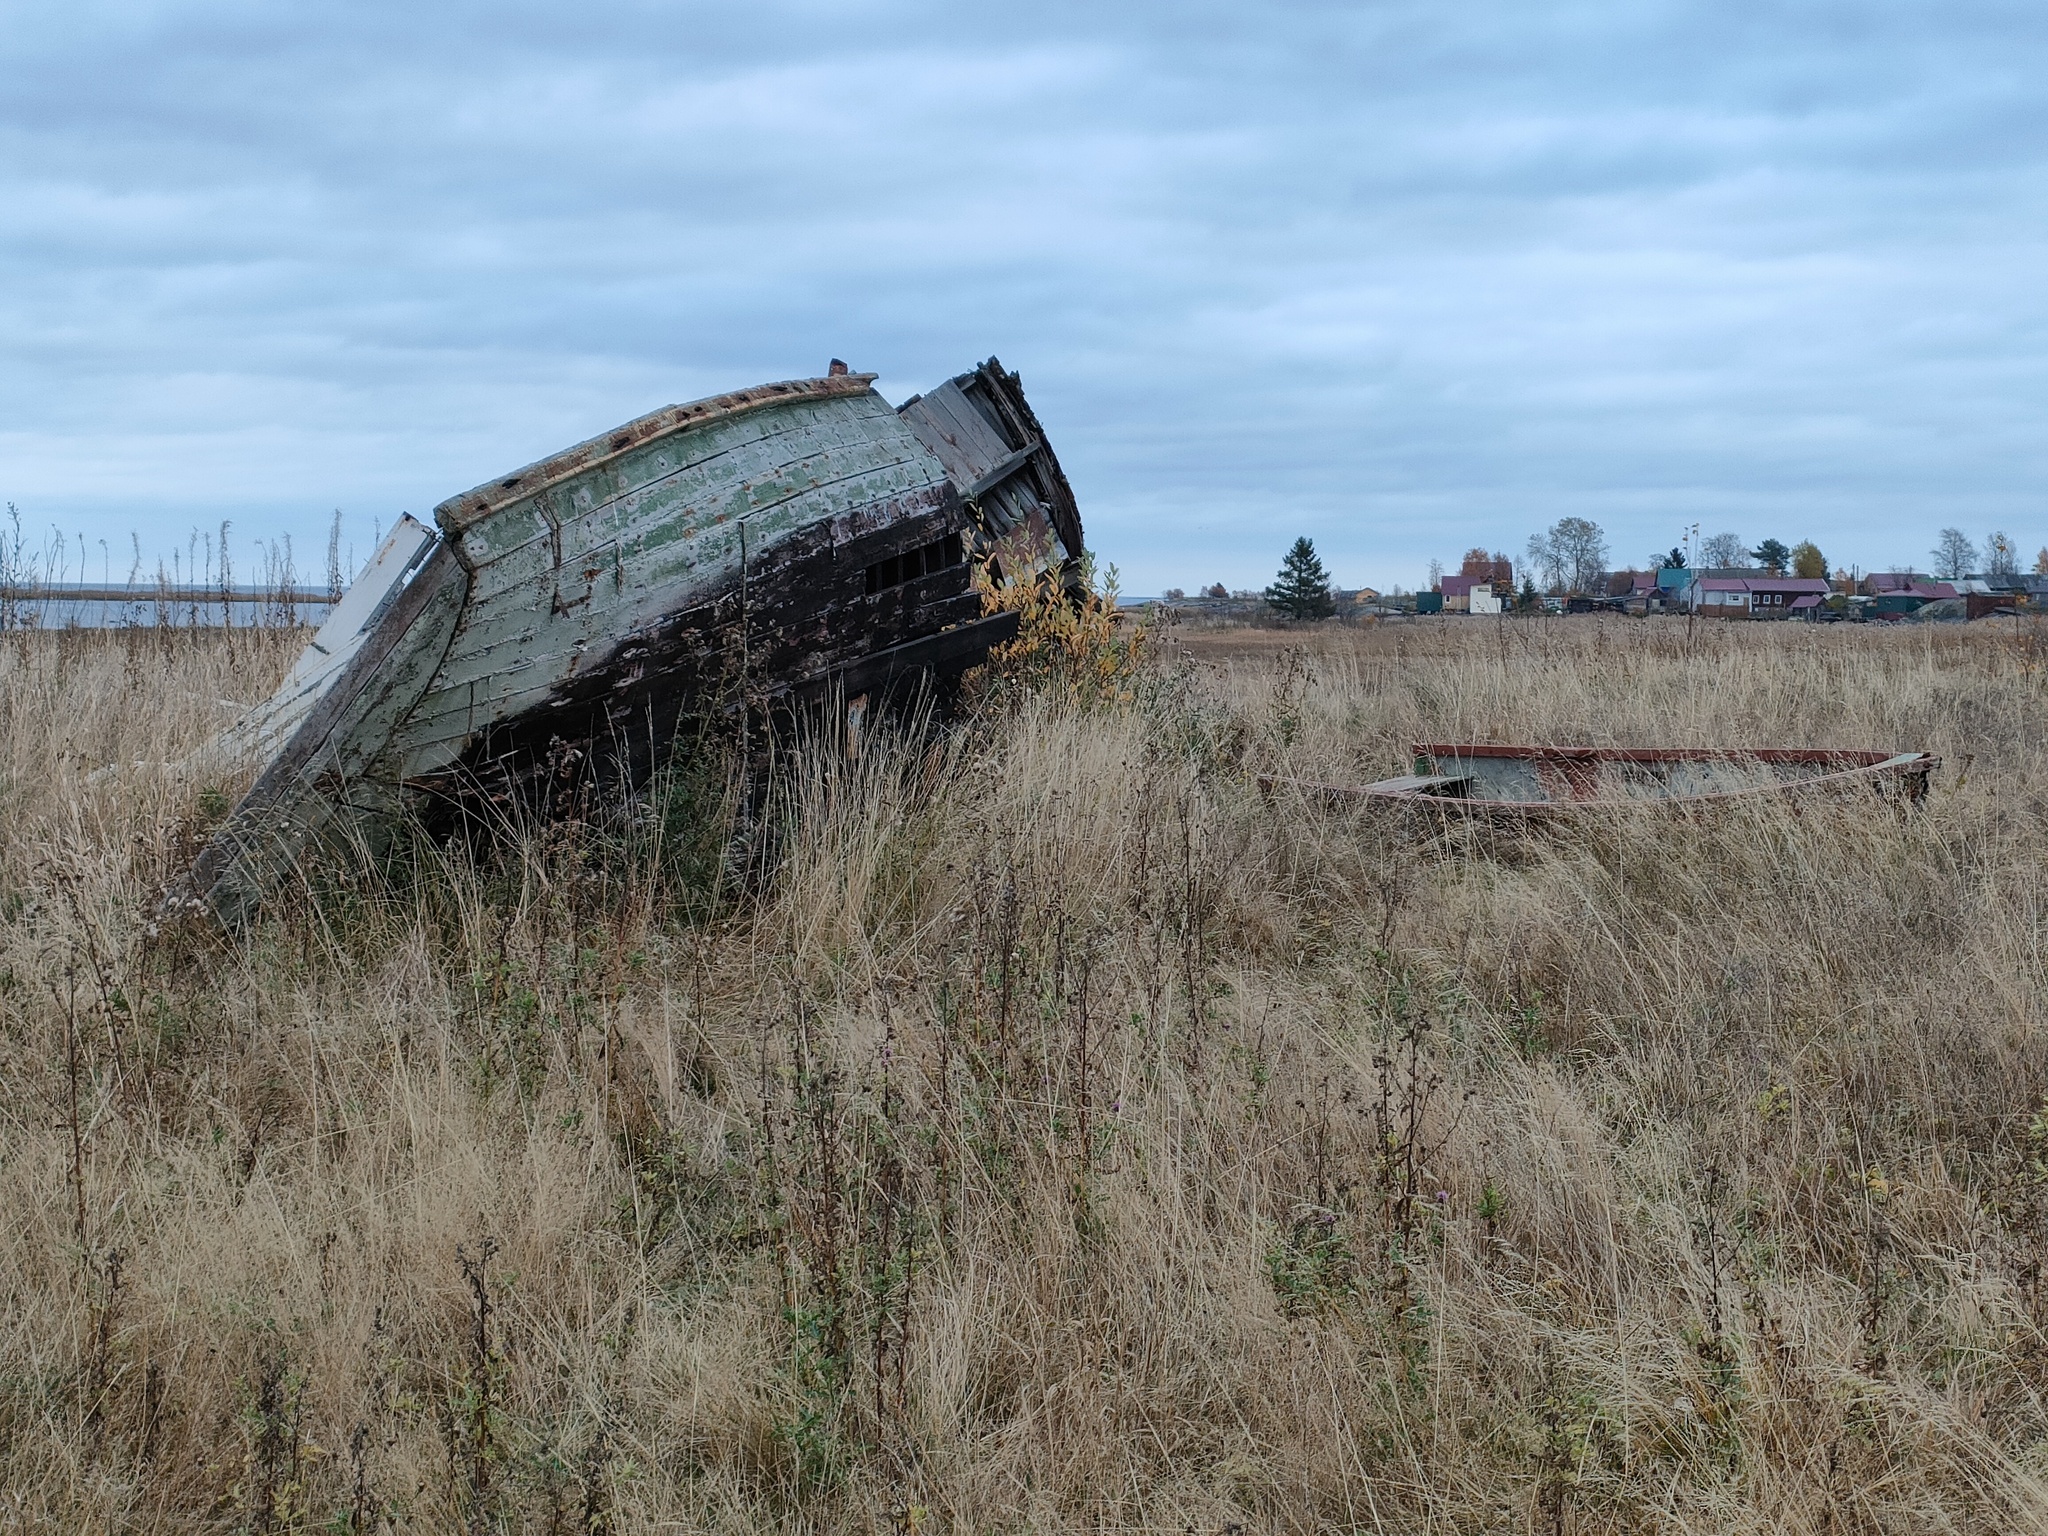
1439 574 1504 614
1678 572 1832 618
1862 572 1956 601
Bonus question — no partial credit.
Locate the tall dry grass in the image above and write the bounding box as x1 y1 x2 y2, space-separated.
4 615 2048 1532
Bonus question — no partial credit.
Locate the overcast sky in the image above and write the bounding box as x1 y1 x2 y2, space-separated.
4 0 2045 593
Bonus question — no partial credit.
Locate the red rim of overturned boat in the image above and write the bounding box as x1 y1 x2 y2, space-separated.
1260 744 1940 816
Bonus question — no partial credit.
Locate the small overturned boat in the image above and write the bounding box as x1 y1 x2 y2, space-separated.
1264 744 1939 815
183 357 1083 925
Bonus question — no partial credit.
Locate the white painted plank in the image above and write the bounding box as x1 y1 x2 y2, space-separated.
204 515 440 769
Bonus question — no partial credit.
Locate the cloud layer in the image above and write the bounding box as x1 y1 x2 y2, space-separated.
3 0 2045 589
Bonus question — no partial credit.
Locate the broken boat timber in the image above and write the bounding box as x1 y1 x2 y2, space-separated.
1263 744 1939 818
185 358 1083 926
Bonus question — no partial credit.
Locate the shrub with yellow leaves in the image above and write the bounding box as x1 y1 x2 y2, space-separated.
967 550 1149 709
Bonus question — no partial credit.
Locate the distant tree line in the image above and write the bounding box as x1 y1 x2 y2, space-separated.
1171 519 2048 616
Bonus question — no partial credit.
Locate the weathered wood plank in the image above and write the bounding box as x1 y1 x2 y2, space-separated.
965 439 1042 500
183 543 469 925
971 361 1084 562
456 442 938 624
435 371 880 532
901 381 1013 484
208 515 439 768
790 610 1021 705
410 459 945 720
393 479 960 755
454 393 917 573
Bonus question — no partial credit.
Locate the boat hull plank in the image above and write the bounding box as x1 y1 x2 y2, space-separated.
389 476 959 752
183 545 469 924
393 466 957 771
408 485 980 804
450 441 941 641
454 393 920 575
901 361 1083 579
206 515 439 771
435 373 882 533
440 405 940 651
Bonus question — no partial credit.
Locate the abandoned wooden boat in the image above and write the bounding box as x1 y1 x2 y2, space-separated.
183 357 1083 925
1265 744 1938 815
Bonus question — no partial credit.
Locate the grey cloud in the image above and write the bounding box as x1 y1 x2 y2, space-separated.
1 1 2045 591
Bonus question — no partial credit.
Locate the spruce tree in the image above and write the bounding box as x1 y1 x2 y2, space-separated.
1264 537 1336 620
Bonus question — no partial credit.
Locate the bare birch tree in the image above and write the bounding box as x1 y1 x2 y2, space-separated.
1931 527 1977 580
1526 517 1608 595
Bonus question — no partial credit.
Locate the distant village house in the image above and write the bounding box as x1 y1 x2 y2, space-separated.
1438 574 1505 614
1678 570 1831 617
1438 548 1513 613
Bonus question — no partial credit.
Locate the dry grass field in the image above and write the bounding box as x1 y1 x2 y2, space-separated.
5 613 2048 1533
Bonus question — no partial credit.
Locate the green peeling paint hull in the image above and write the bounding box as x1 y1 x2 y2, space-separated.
181 360 1083 926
